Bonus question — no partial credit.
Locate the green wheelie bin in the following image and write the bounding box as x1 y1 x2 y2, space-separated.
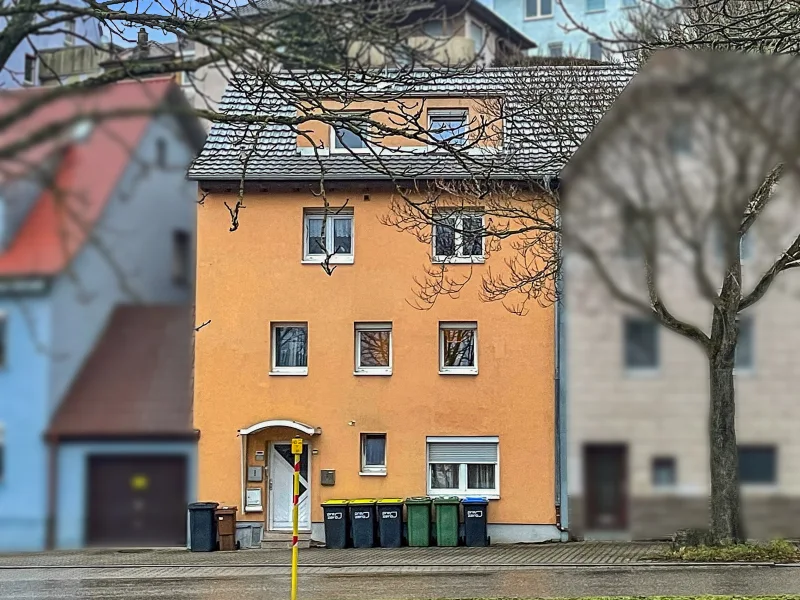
405 497 432 547
434 496 460 547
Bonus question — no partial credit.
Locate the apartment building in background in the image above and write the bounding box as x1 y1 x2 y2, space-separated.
561 50 800 540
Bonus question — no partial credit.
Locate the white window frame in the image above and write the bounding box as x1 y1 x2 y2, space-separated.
330 114 371 154
302 209 354 264
270 322 308 376
432 210 485 263
360 433 387 475
439 321 478 375
468 20 486 53
426 436 499 498
427 109 468 150
548 42 563 57
586 0 606 12
525 0 553 19
354 322 392 376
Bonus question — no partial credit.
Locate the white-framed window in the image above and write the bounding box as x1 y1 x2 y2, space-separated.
355 322 392 375
270 323 308 375
548 42 563 57
360 433 387 475
587 0 606 11
432 210 484 263
468 21 485 53
64 19 76 45
428 109 468 148
427 436 499 497
588 39 603 60
525 0 553 18
303 209 354 264
0 312 7 369
331 114 370 153
439 322 477 374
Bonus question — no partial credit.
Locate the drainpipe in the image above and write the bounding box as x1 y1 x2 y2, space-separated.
45 437 59 549
553 182 569 541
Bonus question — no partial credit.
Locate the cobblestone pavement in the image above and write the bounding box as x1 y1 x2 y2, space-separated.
3 565 800 599
0 542 667 568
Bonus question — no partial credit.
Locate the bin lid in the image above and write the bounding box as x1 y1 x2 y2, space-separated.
349 498 377 504
377 498 404 504
433 496 461 504
188 502 219 510
322 499 349 505
461 496 489 504
404 496 431 504
215 506 238 514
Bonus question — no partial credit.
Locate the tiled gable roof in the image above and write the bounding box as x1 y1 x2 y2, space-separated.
188 66 633 182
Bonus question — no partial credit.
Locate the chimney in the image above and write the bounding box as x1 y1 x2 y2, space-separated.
137 27 149 58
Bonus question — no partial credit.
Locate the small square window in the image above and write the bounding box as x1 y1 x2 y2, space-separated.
355 323 392 375
433 210 484 262
23 54 36 85
303 209 354 263
271 323 308 375
361 433 386 474
652 457 676 487
739 445 776 484
735 316 754 371
588 39 603 60
439 322 478 374
548 43 563 57
172 230 190 286
624 317 658 370
526 0 553 17
331 114 369 152
428 110 468 147
587 0 606 10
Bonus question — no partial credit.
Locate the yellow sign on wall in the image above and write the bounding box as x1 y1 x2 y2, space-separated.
130 474 149 491
291 438 303 455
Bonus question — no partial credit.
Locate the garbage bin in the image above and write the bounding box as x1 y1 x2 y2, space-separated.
188 502 218 552
462 497 489 547
215 506 238 551
377 498 403 548
434 496 460 547
405 497 432 547
349 499 377 548
321 500 350 549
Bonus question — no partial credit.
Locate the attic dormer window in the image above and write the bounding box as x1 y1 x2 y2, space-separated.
331 114 369 153
428 110 467 147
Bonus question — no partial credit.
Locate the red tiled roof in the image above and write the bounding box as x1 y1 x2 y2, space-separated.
47 305 195 440
0 78 176 277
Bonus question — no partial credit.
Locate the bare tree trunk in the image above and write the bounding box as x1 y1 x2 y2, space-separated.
708 313 745 545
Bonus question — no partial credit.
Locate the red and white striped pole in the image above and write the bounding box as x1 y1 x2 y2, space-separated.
290 438 302 600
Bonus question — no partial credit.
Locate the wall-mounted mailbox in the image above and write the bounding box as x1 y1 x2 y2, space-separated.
321 469 336 486
247 466 263 482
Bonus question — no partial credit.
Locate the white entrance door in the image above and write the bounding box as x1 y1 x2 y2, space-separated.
268 442 311 531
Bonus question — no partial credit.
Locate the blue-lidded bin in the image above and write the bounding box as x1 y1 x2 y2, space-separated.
462 497 489 547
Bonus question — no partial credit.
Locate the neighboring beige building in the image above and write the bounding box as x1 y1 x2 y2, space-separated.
562 50 800 540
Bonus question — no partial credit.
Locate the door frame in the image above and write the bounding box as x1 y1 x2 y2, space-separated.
583 443 628 531
267 440 312 532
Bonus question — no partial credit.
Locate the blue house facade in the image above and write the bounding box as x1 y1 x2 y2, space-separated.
482 0 636 58
0 78 204 550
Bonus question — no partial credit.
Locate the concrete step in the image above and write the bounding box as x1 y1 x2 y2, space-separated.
261 531 312 549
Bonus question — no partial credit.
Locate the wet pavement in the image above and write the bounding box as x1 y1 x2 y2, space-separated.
3 565 800 599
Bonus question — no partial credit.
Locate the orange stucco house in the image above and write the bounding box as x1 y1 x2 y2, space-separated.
187 68 617 545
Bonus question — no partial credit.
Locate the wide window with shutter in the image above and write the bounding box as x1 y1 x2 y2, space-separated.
426 437 499 497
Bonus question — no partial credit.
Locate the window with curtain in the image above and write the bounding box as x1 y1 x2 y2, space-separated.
303 209 354 262
355 322 392 374
427 437 499 496
271 324 308 374
361 433 387 473
439 322 477 373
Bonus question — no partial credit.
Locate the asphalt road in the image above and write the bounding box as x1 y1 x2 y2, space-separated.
3 565 800 599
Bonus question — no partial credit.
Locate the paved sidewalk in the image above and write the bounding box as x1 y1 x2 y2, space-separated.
0 541 668 568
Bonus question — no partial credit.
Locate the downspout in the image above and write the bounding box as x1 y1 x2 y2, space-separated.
553 181 569 541
45 436 59 549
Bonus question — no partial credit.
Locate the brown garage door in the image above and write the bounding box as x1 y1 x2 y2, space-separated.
87 455 187 547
